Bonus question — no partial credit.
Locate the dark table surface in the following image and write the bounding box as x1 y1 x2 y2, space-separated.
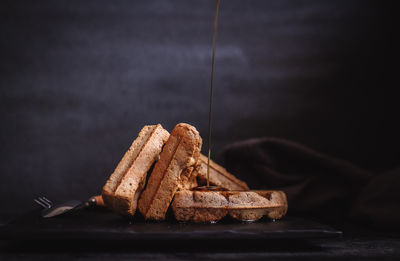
1 231 400 260
1 208 399 260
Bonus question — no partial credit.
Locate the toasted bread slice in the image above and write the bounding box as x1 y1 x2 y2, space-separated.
172 190 287 222
194 154 249 191
227 190 288 221
138 123 202 220
171 190 229 222
102 124 169 216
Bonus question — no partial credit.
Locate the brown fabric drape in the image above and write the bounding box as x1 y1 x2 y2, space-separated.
218 138 400 230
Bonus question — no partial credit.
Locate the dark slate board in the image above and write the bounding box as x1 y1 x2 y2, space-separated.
0 208 342 240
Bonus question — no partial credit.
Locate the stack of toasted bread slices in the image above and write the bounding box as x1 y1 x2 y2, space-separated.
102 123 288 222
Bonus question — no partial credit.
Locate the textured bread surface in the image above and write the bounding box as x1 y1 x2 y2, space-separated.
252 190 288 220
195 154 249 191
102 125 155 209
178 167 199 190
171 190 288 222
102 124 169 216
172 190 228 222
138 123 202 220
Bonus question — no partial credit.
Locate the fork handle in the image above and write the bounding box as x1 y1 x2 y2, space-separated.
87 195 105 207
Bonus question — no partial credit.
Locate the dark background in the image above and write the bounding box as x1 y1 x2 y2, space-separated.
0 0 398 223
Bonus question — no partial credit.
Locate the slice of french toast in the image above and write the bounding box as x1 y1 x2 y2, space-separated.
138 123 202 220
172 190 288 222
102 124 169 216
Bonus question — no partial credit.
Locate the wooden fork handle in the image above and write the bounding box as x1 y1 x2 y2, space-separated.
87 195 105 207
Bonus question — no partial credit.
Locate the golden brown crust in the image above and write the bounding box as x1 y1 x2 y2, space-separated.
102 125 155 210
256 190 288 220
195 154 249 191
101 124 169 216
138 123 202 220
171 190 288 222
171 190 229 222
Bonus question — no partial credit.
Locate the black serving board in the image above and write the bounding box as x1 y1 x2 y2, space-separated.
0 208 342 241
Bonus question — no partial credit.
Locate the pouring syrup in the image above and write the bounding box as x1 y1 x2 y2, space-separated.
206 0 220 189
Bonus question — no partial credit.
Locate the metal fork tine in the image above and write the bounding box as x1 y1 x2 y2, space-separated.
39 198 51 208
40 197 52 205
34 199 50 209
39 198 50 208
34 197 52 208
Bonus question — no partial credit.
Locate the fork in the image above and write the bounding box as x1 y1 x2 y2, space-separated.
33 195 104 218
34 197 53 209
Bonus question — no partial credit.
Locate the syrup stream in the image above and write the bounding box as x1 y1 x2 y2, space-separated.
207 0 220 187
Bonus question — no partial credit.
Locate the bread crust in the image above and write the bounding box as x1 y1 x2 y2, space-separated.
102 124 169 216
172 190 229 222
195 154 249 191
138 123 202 220
171 190 288 222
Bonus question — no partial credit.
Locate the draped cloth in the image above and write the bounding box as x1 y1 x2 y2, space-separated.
218 138 400 230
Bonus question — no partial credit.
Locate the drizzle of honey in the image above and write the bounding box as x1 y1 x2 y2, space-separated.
207 0 220 187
